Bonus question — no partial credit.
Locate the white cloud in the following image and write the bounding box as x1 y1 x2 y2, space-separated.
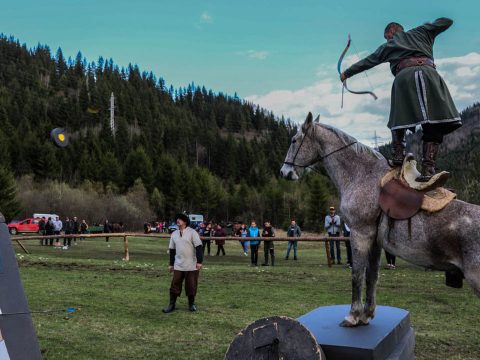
200 11 212 24
239 50 269 60
246 52 480 147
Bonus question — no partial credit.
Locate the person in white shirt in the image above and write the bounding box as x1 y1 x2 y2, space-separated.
163 214 204 313
53 217 63 247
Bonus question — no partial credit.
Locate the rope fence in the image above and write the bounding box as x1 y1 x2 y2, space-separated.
11 233 351 267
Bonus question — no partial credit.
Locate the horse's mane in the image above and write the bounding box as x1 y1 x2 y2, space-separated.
317 123 384 160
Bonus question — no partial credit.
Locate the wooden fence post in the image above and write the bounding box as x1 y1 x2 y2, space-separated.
123 235 129 261
325 240 332 268
16 240 29 254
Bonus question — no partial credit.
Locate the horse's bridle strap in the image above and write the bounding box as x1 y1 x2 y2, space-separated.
284 140 358 168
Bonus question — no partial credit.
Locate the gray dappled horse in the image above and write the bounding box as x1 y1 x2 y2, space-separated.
280 113 480 327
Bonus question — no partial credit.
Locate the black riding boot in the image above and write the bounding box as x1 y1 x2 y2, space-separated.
162 294 177 313
271 252 275 267
188 296 197 312
415 142 449 186
391 129 406 166
262 253 269 266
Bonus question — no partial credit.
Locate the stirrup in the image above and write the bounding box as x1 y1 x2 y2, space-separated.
414 172 449 192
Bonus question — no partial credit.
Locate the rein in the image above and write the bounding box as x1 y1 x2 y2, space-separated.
283 127 358 172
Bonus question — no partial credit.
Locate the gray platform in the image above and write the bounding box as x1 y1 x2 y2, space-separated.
297 305 415 360
0 215 42 359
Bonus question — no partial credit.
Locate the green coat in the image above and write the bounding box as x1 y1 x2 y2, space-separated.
344 18 462 133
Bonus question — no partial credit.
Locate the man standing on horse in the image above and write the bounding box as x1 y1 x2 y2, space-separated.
340 18 462 183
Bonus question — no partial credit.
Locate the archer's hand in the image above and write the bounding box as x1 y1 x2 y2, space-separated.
168 266 174 273
196 263 203 270
340 72 347 82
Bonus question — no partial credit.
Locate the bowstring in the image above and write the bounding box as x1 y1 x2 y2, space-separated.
351 40 375 94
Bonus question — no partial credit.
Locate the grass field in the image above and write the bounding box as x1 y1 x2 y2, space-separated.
13 236 480 360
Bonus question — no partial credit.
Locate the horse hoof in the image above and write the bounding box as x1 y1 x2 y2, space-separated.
339 319 358 327
339 320 355 327
358 318 371 326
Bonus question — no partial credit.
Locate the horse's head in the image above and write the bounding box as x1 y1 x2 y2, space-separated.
280 112 319 180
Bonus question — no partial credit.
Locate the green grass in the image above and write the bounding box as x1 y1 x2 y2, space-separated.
14 237 480 360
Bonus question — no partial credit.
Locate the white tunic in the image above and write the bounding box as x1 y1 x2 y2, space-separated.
169 227 202 271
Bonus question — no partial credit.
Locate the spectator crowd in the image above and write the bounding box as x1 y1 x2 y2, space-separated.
181 205 395 270
38 216 123 249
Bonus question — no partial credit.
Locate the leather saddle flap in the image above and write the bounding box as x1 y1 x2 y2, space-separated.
379 179 423 220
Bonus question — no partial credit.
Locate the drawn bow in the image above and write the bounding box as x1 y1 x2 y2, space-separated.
337 34 378 108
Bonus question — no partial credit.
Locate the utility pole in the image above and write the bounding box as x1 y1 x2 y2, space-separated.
109 92 115 136
373 131 380 151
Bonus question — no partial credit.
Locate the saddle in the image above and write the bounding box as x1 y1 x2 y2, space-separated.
379 154 456 220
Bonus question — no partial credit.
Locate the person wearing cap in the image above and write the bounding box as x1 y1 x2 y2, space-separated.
325 207 342 264
163 213 204 313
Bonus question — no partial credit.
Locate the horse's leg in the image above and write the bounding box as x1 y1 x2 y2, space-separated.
463 264 480 298
361 239 382 324
340 231 374 327
459 235 480 297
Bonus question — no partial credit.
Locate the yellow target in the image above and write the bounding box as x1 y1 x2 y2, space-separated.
50 128 69 148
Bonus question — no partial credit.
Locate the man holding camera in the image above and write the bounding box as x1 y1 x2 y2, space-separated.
325 207 342 264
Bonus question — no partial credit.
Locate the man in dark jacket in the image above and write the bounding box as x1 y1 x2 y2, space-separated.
340 18 461 183
214 224 226 256
63 217 73 248
104 219 112 243
261 221 275 266
38 217 46 246
72 217 79 245
45 217 54 246
285 220 301 260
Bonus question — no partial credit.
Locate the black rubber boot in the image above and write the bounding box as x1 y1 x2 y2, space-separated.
415 142 449 186
391 129 406 166
162 294 177 313
271 253 275 267
188 296 197 312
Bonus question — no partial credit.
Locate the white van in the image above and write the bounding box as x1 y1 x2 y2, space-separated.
188 214 204 228
33 213 59 219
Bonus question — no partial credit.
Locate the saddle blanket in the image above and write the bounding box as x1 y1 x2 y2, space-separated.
381 167 456 213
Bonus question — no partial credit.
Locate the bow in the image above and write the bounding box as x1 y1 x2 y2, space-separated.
337 34 378 108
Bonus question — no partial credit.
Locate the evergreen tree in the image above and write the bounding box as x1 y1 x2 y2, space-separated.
114 117 131 161
124 146 153 190
306 175 329 231
0 167 21 220
150 187 166 217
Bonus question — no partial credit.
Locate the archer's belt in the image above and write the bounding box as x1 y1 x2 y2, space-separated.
395 57 435 75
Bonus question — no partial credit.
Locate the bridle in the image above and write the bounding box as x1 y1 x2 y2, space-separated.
283 125 358 171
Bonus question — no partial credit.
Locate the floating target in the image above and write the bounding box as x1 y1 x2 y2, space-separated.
50 128 69 148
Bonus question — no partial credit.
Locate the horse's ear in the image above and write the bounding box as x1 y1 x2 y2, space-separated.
314 115 320 123
302 112 313 133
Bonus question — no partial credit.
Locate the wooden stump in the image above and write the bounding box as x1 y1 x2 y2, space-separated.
225 316 325 360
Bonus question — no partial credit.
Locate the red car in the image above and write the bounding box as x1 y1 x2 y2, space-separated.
8 218 42 235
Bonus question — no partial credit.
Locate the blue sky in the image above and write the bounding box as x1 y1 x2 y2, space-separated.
1 0 479 145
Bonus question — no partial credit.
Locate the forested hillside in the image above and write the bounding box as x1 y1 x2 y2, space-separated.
0 35 334 228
